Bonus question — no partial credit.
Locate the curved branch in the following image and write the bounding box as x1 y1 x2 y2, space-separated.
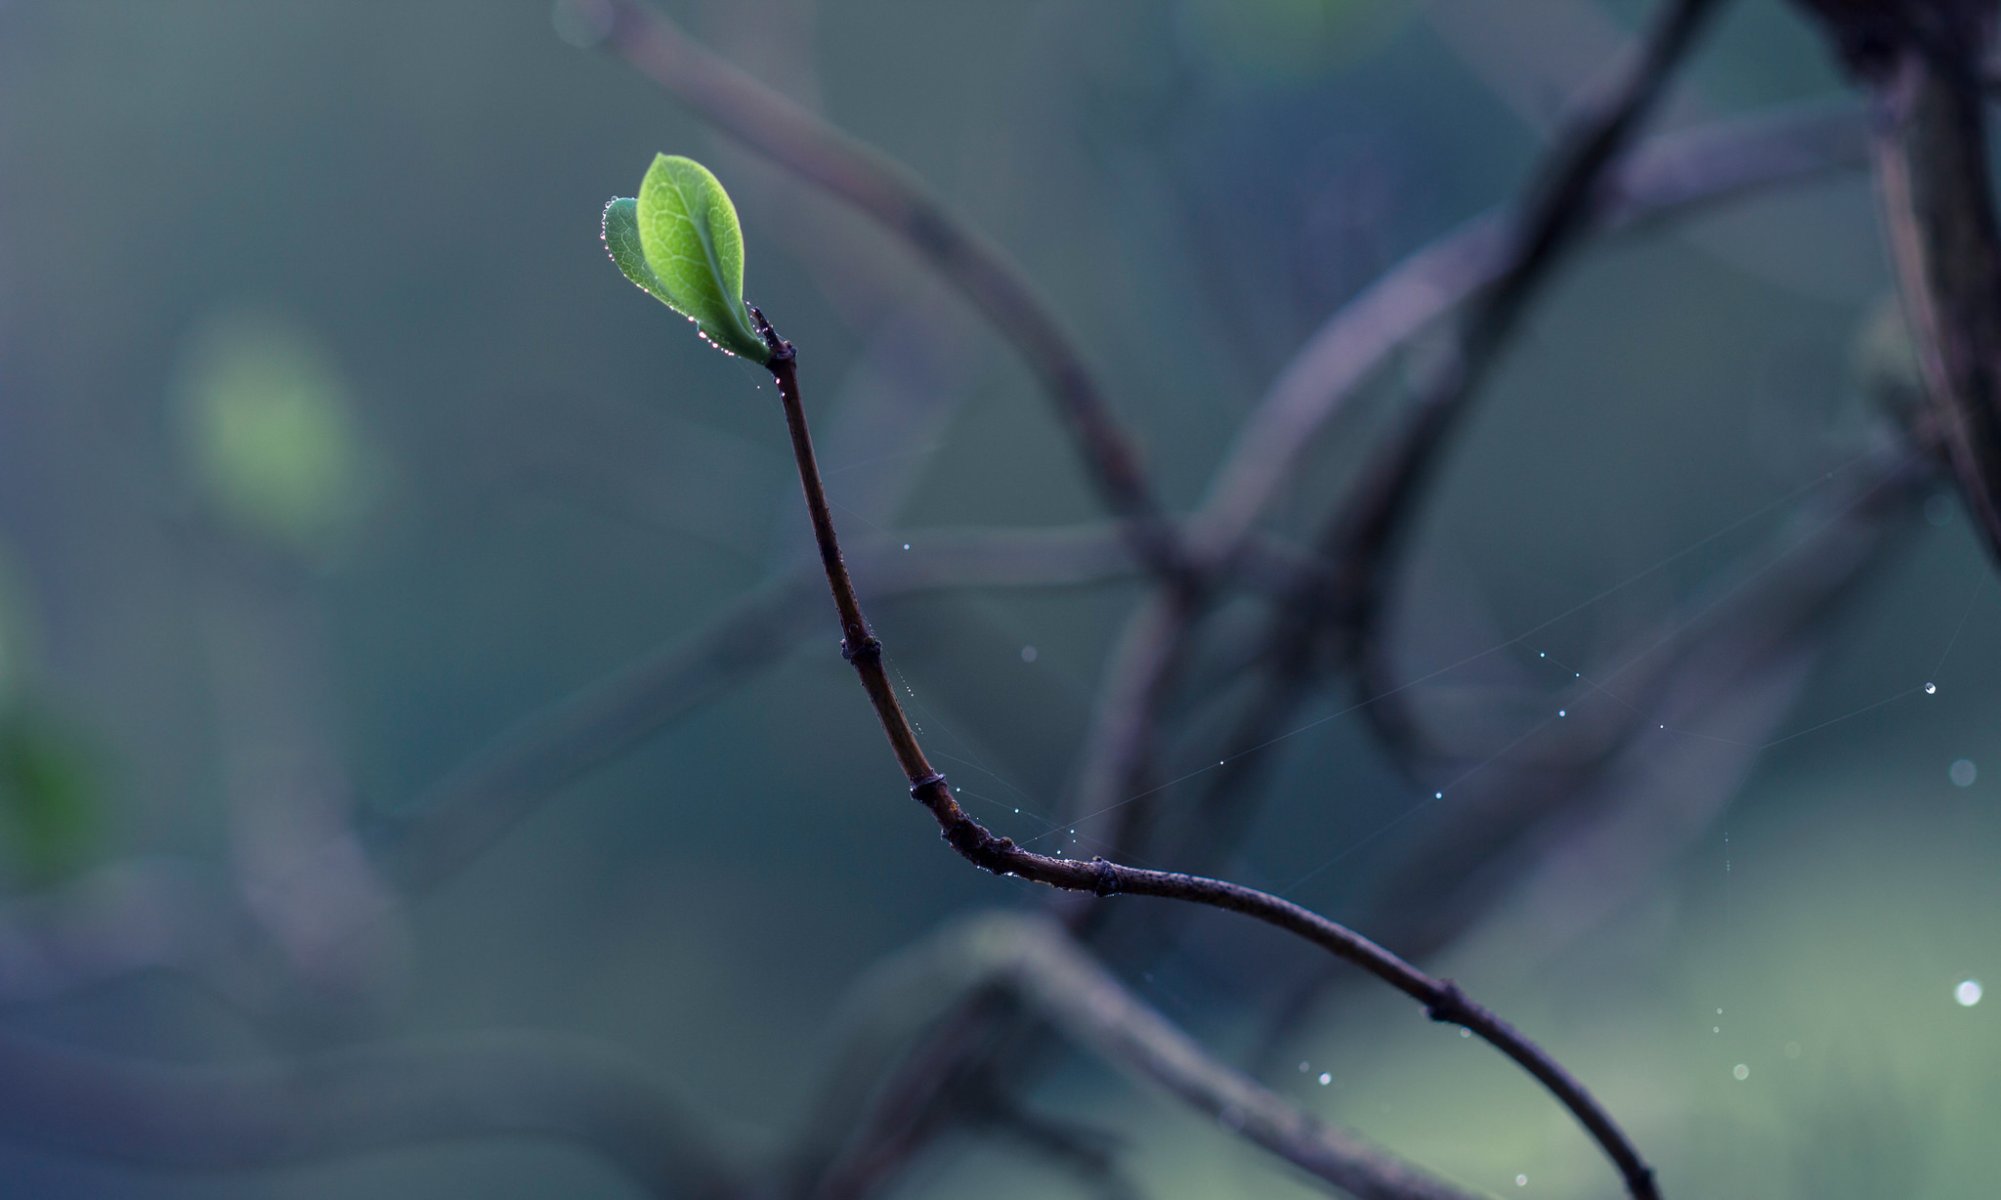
575 0 1188 582
755 316 1662 1200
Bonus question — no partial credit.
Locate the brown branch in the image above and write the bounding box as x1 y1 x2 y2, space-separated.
576 0 1189 583
752 312 1663 1200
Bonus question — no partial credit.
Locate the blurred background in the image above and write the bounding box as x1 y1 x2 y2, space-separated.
2 0 1998 1196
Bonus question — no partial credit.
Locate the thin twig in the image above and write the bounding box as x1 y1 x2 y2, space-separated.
578 0 1189 582
752 311 1663 1200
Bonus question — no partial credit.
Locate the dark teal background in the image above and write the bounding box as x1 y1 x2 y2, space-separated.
1 1 1997 1196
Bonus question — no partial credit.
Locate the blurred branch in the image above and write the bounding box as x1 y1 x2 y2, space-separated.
0 1028 746 1198
1255 434 1929 1066
803 913 1480 1200
1303 0 1727 658
807 89 1873 1200
1194 97 1868 561
569 0 1190 583
960 1089 1148 1200
0 858 268 1011
1071 99 1872 858
755 313 1662 1200
1824 8 2001 571
1179 0 1727 878
1094 0 1743 890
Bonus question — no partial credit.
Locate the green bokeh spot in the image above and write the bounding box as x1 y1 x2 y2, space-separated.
173 311 370 554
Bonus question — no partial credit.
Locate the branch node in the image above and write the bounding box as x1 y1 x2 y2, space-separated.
1425 980 1473 1026
1089 856 1121 897
842 635 883 664
908 772 946 798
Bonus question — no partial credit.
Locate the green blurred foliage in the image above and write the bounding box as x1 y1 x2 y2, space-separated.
0 707 98 883
171 309 374 557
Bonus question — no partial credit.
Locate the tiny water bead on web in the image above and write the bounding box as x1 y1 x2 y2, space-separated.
1956 979 1983 1007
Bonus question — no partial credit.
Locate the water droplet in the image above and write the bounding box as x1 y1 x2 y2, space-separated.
1515 1175 1528 1188
1926 681 1938 695
902 543 911 551
1433 791 1443 800
1537 651 1546 658
1317 1072 1331 1086
1732 1063 1750 1081
1459 1028 1471 1038
1557 709 1567 718
1957 979 1983 1007
1951 759 1978 787
1020 645 1038 663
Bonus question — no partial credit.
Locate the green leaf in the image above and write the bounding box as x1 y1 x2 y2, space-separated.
626 154 770 364
602 198 674 309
